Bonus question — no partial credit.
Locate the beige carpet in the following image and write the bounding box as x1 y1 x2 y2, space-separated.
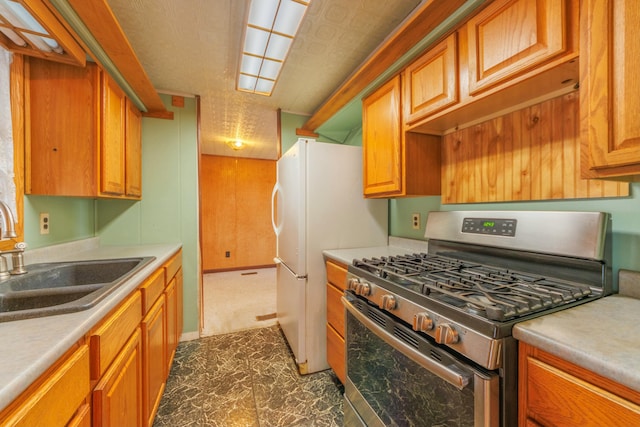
201 267 278 336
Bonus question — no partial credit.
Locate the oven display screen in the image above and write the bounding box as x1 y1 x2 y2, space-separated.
462 218 517 236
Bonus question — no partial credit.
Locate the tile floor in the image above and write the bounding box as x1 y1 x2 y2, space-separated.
153 326 344 427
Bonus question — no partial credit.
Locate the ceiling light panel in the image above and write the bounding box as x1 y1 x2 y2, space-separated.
237 0 310 96
0 0 62 53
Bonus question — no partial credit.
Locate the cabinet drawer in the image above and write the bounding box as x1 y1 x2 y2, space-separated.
524 356 640 426
326 283 345 335
326 323 345 384
165 250 182 282
139 268 165 315
326 260 347 291
90 290 142 379
1 345 90 427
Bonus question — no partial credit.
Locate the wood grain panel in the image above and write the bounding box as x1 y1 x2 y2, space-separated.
519 342 640 427
235 158 277 268
363 76 403 196
581 0 640 179
100 72 126 195
403 33 458 124
201 156 237 271
125 98 142 197
25 58 99 196
200 155 276 271
467 0 567 94
442 92 630 203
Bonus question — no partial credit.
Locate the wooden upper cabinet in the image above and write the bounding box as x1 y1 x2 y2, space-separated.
580 0 640 179
100 73 126 196
125 98 143 197
363 75 441 198
363 76 403 197
26 58 142 199
467 0 569 94
403 33 458 125
26 57 99 197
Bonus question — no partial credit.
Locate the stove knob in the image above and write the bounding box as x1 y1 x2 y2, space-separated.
413 313 433 332
435 324 459 345
347 277 360 291
380 294 396 311
357 282 371 296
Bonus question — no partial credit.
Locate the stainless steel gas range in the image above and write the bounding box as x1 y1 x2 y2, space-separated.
342 211 612 427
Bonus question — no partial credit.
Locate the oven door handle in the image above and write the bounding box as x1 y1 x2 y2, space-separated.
342 296 472 390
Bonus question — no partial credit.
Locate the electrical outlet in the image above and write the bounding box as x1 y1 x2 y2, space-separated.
412 213 420 230
40 213 50 235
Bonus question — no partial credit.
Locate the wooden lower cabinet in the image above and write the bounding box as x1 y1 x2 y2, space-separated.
165 276 178 371
0 345 90 427
519 342 640 427
93 328 144 427
142 296 166 427
325 259 348 384
0 249 184 427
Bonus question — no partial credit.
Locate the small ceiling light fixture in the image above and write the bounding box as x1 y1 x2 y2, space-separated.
237 0 310 96
227 139 245 150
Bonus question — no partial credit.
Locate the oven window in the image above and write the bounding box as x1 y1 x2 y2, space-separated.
346 310 476 427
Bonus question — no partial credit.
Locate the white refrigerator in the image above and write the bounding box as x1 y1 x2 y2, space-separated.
271 138 388 374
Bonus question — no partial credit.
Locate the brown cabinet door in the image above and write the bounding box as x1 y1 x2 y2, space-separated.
363 75 403 197
165 277 178 370
467 0 568 94
125 98 142 198
142 296 166 427
26 58 99 196
100 72 126 196
93 328 144 427
581 0 640 178
404 33 458 124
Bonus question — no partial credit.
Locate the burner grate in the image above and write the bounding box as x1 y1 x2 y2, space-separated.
353 254 593 321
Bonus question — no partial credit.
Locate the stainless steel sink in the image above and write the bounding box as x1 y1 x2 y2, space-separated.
0 257 155 322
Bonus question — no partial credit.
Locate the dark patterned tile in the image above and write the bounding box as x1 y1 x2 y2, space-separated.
153 326 343 427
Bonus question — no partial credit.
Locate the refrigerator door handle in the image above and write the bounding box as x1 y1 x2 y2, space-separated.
274 257 307 279
271 183 282 236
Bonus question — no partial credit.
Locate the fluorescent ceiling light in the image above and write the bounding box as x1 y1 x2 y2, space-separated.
0 0 63 53
237 0 310 96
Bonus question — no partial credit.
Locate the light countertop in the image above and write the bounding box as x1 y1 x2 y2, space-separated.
0 239 182 412
323 236 429 265
514 270 640 392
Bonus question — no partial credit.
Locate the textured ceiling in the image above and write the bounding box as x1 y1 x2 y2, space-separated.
106 0 422 160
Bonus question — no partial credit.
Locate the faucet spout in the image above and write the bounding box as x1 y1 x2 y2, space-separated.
0 201 17 239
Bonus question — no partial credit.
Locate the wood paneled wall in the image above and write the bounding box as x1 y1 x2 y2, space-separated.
200 155 276 272
441 92 629 204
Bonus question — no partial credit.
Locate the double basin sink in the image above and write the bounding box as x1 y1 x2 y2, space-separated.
0 257 155 322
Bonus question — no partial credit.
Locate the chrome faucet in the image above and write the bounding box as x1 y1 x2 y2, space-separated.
0 200 17 239
0 200 27 278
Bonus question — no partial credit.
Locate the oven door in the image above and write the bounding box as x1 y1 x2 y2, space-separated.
342 294 500 427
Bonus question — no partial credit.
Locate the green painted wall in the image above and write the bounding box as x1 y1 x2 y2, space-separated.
98 94 199 334
24 196 95 247
390 185 640 285
280 111 362 154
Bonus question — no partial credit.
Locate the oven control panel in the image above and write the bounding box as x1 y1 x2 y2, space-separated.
462 217 517 237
